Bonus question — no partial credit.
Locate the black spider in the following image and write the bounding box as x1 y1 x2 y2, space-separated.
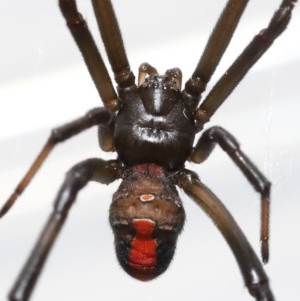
0 0 297 300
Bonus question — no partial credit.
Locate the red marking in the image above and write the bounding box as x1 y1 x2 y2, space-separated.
133 164 148 174
129 219 157 280
148 164 163 175
133 164 163 175
139 194 155 202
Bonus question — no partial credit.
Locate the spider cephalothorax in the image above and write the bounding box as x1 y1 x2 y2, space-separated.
115 67 196 170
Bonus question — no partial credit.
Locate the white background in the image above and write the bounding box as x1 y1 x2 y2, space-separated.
0 0 299 300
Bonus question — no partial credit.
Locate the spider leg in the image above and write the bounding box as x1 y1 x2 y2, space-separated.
59 0 119 110
190 126 270 262
8 158 124 301
91 0 136 89
183 0 249 111
0 108 114 218
175 169 275 301
194 0 297 129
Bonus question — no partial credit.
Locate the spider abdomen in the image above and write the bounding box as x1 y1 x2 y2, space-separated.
109 164 185 280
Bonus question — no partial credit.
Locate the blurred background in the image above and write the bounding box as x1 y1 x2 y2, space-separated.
0 0 299 300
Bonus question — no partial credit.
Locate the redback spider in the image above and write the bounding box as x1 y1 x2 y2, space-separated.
0 0 298 300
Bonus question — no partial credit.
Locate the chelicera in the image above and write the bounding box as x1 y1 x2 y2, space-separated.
1 0 297 300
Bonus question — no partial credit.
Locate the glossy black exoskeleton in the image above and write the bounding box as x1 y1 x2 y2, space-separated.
115 70 196 170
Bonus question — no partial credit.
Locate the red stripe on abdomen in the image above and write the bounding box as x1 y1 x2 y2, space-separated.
129 219 157 280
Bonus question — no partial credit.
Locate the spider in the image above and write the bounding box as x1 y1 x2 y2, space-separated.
1 0 297 300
